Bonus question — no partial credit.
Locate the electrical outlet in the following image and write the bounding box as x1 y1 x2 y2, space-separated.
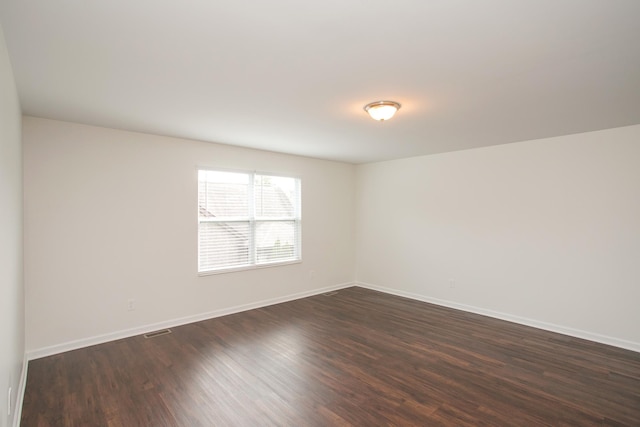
309 270 315 280
127 299 136 311
448 279 455 289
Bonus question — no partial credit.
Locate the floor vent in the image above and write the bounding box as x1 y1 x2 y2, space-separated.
323 291 338 297
144 329 172 339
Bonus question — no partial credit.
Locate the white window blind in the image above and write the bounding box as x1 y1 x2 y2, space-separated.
198 170 301 273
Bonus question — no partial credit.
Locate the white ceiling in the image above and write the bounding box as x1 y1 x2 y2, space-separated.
1 1 639 164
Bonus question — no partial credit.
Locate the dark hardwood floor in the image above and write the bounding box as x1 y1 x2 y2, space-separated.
22 287 640 426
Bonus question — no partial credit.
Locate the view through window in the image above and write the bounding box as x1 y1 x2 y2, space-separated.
198 170 301 273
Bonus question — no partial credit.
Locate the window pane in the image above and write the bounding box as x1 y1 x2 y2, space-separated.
254 175 297 218
255 220 297 264
198 169 301 273
199 221 250 271
199 170 249 219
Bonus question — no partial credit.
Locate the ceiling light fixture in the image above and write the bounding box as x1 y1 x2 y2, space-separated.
364 100 401 121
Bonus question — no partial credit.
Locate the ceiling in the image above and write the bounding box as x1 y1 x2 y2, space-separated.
1 1 639 164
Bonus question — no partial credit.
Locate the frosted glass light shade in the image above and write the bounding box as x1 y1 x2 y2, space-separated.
364 101 401 121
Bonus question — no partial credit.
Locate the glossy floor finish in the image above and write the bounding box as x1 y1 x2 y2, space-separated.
22 287 640 426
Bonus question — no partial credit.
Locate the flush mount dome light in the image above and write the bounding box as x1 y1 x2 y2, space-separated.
364 100 401 121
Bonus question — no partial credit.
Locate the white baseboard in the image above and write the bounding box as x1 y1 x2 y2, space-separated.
27 279 639 360
27 282 355 360
12 354 28 427
356 281 640 354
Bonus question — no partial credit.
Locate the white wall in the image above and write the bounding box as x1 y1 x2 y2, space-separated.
0 24 24 427
23 117 356 355
356 125 640 351
21 115 640 358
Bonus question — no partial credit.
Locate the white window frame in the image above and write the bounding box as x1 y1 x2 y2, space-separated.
198 168 302 275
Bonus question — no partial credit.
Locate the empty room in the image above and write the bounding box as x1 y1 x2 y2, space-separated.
1 1 639 426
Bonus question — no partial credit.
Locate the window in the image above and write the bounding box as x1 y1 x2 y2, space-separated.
198 169 301 273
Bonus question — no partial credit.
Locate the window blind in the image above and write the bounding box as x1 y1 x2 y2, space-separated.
198 170 301 273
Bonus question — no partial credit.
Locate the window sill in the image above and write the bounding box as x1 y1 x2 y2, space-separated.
198 259 302 276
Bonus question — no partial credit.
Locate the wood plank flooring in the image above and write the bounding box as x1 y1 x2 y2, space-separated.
21 287 640 426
